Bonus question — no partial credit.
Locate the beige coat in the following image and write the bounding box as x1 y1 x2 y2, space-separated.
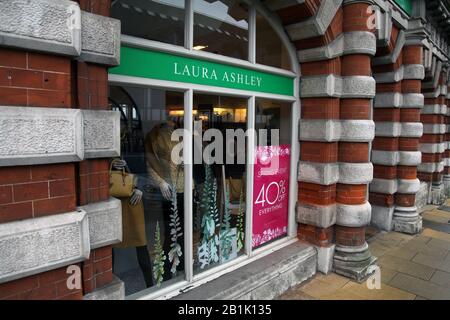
144 123 184 193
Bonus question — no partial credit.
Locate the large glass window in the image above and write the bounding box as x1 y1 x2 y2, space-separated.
256 13 291 70
109 85 185 295
193 1 248 60
111 0 185 46
192 93 247 273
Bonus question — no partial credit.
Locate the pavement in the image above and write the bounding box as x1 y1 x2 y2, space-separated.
278 201 450 300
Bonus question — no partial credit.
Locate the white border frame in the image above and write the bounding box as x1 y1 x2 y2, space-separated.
110 0 301 300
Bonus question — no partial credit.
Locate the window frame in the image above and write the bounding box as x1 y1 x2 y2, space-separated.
109 0 301 300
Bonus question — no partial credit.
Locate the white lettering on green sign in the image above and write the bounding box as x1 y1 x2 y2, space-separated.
173 62 263 88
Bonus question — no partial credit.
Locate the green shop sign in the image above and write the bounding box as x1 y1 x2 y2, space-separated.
110 46 294 96
393 0 413 15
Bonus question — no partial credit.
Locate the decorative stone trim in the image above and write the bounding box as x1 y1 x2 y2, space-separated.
298 161 339 185
370 178 398 194
371 151 421 166
418 162 445 173
374 93 424 108
299 119 375 142
374 122 423 138
0 210 90 284
0 0 120 66
419 142 446 154
338 163 373 184
0 106 120 166
297 203 336 228
300 75 376 98
298 162 373 185
286 0 343 41
83 110 121 159
397 179 421 194
422 104 447 115
297 32 377 62
336 202 371 228
79 198 122 250
422 124 446 135
0 106 84 166
373 64 425 83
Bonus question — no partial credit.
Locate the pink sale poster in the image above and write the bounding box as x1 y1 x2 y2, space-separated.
252 145 290 248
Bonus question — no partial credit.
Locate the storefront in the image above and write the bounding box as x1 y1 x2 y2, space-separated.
107 0 300 299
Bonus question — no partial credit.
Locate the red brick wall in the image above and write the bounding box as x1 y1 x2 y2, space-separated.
0 264 83 300
0 0 114 300
0 48 72 108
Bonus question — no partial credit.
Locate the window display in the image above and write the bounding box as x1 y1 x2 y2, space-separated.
109 86 185 295
192 94 247 273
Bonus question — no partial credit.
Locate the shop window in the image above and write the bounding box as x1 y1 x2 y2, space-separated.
109 85 185 295
256 13 291 70
193 0 248 60
111 0 185 46
192 93 247 273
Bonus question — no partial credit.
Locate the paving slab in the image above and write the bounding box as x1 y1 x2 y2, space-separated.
422 228 450 242
389 273 450 300
337 281 416 300
430 270 450 288
380 266 398 284
411 253 450 273
378 255 436 280
298 279 347 299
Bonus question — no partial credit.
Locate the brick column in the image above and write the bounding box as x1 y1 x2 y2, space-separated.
444 73 450 196
293 4 344 275
333 0 376 282
419 69 447 204
392 45 424 234
76 0 114 296
371 25 403 232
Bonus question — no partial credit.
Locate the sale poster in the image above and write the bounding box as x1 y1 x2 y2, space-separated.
252 145 290 248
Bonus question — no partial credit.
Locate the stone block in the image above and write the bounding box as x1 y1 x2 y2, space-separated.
83 110 121 158
370 205 394 231
298 161 339 185
297 203 336 228
341 76 376 98
315 245 335 274
80 197 122 249
398 151 421 166
0 210 90 284
371 150 398 166
336 202 371 228
375 122 401 137
0 106 83 166
340 120 375 142
370 178 398 194
397 179 421 194
80 11 120 66
0 0 81 56
338 162 373 184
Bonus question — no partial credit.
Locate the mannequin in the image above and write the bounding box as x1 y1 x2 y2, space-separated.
145 121 185 280
111 160 154 288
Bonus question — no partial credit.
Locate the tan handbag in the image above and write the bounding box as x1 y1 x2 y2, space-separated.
109 160 135 198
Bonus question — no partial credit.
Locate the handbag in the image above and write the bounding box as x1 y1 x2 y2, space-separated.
109 159 136 198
